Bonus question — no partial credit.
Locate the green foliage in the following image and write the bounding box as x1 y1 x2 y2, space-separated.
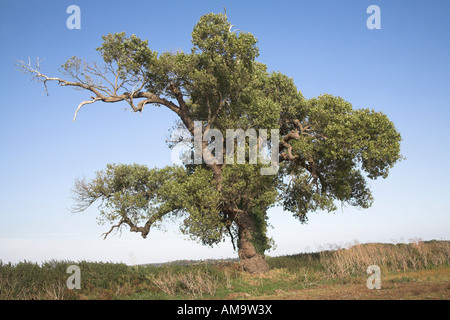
96 32 157 79
177 167 224 245
73 164 186 227
266 72 306 122
266 252 323 272
221 164 279 215
248 206 274 255
280 94 402 221
0 260 77 299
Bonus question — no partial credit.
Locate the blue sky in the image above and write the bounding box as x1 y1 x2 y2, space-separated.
0 0 449 265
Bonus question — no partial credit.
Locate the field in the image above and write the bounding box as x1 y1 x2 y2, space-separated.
0 240 448 300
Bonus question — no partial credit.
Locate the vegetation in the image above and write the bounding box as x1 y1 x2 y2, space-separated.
1 240 448 300
18 11 403 273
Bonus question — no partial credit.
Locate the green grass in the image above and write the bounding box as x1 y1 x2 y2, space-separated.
1 240 448 300
266 252 323 271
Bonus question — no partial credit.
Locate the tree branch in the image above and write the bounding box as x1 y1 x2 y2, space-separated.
101 212 163 240
16 58 181 120
101 219 125 239
73 97 102 122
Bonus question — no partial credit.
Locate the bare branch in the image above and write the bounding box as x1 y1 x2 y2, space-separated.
17 57 106 98
101 212 161 240
73 97 102 122
71 176 102 213
101 219 125 239
17 57 182 120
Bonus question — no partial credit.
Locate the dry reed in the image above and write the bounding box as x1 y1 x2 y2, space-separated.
319 240 450 278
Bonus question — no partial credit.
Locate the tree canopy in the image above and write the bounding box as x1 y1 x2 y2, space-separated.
18 12 402 273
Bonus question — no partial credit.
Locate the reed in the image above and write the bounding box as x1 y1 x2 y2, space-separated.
319 240 450 278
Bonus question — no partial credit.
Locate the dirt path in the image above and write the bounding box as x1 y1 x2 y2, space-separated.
251 268 450 300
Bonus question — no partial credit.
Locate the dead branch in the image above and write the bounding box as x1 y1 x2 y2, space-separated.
16 57 181 120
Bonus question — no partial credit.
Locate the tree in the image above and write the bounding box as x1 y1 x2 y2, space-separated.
17 12 402 273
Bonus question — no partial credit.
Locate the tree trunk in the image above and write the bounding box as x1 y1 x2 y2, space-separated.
235 212 270 274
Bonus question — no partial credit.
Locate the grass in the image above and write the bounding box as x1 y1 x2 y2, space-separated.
0 240 448 300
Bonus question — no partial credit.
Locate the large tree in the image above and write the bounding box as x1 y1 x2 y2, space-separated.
18 12 402 273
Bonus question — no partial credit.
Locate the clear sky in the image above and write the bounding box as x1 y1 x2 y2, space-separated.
0 0 449 265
